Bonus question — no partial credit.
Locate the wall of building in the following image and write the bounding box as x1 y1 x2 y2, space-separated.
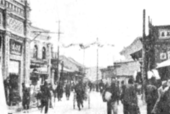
0 0 31 97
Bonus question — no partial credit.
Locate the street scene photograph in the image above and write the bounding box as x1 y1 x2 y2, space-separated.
1 0 170 114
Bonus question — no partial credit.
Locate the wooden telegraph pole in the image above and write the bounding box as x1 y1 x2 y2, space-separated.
56 21 63 84
142 9 147 101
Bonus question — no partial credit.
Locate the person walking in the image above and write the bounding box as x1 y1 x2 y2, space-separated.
22 83 31 113
122 78 140 114
152 80 169 114
103 78 120 114
65 82 71 100
145 77 158 114
74 79 84 111
40 81 51 114
56 82 63 101
120 81 128 114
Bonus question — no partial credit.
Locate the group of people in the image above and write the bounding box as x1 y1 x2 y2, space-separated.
101 75 170 114
22 81 52 114
21 80 77 114
101 78 140 114
146 77 170 114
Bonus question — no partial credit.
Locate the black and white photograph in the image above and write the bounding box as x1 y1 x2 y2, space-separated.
1 0 170 114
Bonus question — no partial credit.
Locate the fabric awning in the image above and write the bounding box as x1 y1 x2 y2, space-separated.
157 59 170 68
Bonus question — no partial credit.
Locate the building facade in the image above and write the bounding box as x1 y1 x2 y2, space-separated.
0 0 53 106
0 0 31 100
28 26 52 86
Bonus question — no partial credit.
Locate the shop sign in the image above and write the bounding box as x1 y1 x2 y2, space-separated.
10 39 22 56
159 51 170 60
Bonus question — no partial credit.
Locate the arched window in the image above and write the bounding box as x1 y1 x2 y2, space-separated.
33 45 38 58
42 47 46 59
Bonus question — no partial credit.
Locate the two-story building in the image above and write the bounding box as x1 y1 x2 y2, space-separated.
28 26 52 86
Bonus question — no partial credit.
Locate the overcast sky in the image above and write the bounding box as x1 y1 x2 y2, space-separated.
29 0 170 68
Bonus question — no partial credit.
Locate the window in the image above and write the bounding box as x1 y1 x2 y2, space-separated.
33 45 38 58
167 32 170 36
162 32 165 37
42 47 46 59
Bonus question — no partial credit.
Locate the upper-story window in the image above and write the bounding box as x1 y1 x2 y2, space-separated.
167 32 170 36
42 47 46 59
162 32 165 37
33 45 38 58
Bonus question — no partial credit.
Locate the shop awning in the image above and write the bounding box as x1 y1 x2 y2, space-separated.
157 59 170 68
30 66 48 74
30 58 48 68
130 49 142 60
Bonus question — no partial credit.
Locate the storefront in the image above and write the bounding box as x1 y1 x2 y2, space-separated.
5 37 24 105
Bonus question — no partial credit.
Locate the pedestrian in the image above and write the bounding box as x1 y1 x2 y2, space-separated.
22 83 31 113
145 77 158 114
152 80 169 114
56 81 63 101
48 83 54 108
74 79 84 110
103 78 120 114
122 78 140 114
65 82 71 100
4 77 10 105
40 81 51 114
120 81 128 114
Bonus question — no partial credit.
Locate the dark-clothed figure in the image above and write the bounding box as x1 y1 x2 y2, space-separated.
104 79 119 114
40 81 51 114
99 81 104 94
65 82 71 100
74 80 84 110
121 81 128 114
56 82 63 101
22 84 30 113
121 78 140 114
4 77 10 105
145 78 158 114
48 83 54 108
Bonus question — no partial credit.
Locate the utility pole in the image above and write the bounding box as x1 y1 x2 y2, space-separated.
83 49 85 75
142 9 147 101
96 38 99 92
56 20 63 84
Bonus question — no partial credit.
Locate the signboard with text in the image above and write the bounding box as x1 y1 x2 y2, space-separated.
10 39 22 56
